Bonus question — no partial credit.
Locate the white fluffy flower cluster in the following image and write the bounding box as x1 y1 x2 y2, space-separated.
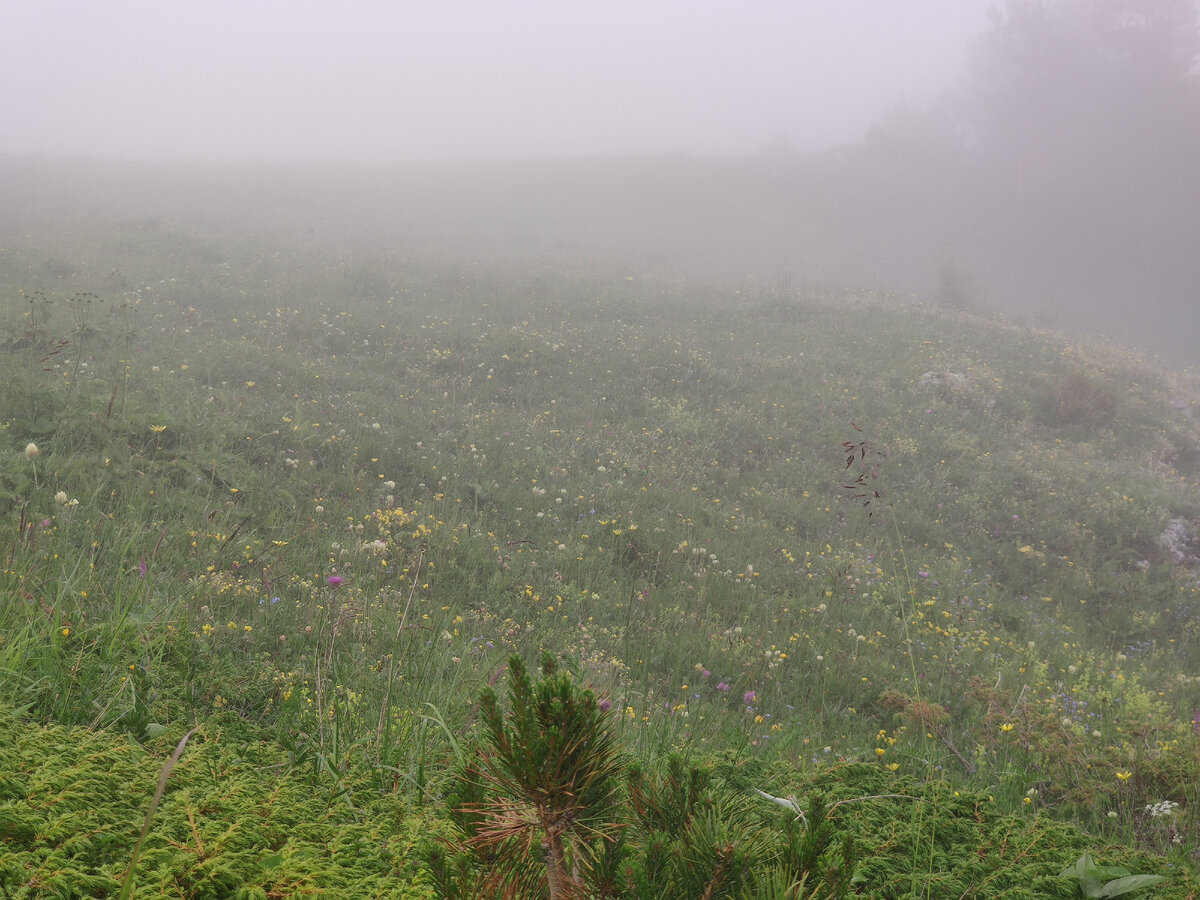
1144 800 1180 818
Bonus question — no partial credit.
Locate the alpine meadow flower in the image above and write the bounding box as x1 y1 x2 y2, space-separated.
1146 800 1179 818
25 442 40 487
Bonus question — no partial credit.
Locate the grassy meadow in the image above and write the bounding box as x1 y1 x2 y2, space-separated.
3 204 1200 897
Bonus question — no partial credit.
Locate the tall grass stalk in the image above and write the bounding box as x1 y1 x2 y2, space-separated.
117 726 198 900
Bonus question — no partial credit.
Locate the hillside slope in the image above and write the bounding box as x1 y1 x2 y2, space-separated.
2 206 1200 891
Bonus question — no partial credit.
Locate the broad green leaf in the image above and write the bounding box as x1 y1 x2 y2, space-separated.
1070 852 1105 898
1099 874 1167 898
141 722 169 741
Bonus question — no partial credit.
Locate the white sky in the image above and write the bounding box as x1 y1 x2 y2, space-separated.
0 1 996 162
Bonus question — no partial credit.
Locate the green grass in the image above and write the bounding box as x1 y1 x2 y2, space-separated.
2 209 1200 896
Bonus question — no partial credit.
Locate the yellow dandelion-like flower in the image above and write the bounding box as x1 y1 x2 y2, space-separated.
149 425 168 433
1000 722 1015 733
1116 771 1133 782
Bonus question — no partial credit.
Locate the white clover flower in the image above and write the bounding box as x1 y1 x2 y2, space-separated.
24 443 39 459
55 491 69 505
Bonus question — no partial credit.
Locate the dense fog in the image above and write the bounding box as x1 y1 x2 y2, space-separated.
1 0 1198 363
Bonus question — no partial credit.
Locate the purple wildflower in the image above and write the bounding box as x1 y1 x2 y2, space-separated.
326 575 344 586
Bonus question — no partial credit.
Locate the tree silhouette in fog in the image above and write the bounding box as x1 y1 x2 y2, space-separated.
954 0 1200 334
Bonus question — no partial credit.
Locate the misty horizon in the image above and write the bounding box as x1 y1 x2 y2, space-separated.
2 0 1198 365
1 1 995 164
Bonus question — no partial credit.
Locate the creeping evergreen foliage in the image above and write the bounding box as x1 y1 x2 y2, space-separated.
0 707 439 898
